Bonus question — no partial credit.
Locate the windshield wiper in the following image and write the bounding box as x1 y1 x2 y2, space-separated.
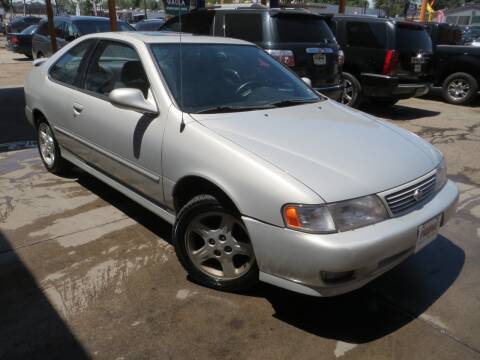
193 105 274 114
269 99 320 108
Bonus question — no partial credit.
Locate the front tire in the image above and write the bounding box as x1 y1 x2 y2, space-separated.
442 72 478 105
37 120 70 174
173 194 258 292
341 72 363 108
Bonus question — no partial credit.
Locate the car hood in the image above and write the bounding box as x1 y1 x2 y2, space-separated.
191 100 441 203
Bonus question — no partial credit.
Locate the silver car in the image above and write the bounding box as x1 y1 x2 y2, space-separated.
24 32 459 296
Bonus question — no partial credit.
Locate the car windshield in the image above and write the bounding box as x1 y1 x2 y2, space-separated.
74 20 133 34
21 25 37 34
396 24 432 52
150 43 321 114
271 15 335 44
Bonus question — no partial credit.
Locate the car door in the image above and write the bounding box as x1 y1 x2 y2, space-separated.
66 40 167 204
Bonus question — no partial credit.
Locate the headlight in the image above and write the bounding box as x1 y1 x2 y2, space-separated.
283 195 388 233
435 158 447 191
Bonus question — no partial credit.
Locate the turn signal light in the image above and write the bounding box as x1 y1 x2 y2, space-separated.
10 35 19 45
284 206 301 228
383 50 399 76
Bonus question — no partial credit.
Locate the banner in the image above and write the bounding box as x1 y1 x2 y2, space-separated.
163 0 190 16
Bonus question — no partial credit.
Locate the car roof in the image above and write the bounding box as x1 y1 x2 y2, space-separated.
193 7 320 16
334 14 425 27
81 31 254 45
39 16 128 24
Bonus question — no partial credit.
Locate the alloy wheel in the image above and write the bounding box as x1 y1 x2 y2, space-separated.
185 212 254 280
38 123 56 167
342 78 354 105
447 78 470 100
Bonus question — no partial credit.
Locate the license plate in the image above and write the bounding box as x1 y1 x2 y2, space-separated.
417 214 442 250
414 64 422 73
313 53 326 66
411 57 426 64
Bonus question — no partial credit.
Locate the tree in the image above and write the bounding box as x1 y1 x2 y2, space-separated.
0 0 11 10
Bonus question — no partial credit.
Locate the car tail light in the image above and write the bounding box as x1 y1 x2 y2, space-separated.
337 49 345 66
265 49 295 67
10 35 19 45
383 50 399 76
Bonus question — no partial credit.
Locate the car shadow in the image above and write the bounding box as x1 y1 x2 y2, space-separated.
0 231 89 359
360 102 441 121
0 86 36 146
73 171 464 344
13 57 32 62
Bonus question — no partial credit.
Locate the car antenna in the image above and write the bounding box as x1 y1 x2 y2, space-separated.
179 6 185 132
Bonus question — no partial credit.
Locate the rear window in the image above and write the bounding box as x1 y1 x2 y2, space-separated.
346 21 386 49
396 24 432 52
224 13 263 43
271 15 335 44
74 20 133 35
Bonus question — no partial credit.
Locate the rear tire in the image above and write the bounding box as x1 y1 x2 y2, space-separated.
442 72 478 105
341 72 363 108
173 194 259 292
36 119 71 174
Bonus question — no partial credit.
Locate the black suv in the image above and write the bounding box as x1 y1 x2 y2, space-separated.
161 8 344 100
330 16 433 107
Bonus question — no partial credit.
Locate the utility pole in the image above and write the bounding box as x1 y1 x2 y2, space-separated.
108 0 117 31
144 0 147 18
338 0 346 14
419 0 427 22
45 0 57 53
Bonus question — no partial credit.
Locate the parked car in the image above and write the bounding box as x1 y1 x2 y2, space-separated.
25 32 458 297
6 24 37 59
133 18 165 31
5 16 40 34
160 7 344 100
426 22 480 104
330 16 433 107
32 16 134 59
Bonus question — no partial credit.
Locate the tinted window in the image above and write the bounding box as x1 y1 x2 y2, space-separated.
396 25 432 52
85 42 149 97
151 43 320 113
346 21 386 49
55 22 64 39
271 15 335 43
161 12 214 35
37 21 48 36
49 40 92 86
21 25 37 34
225 14 263 43
74 20 133 35
135 20 165 31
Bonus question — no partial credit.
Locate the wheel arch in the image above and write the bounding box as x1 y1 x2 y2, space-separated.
172 175 242 216
32 108 47 128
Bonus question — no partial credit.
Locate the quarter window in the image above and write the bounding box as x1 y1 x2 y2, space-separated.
346 21 386 49
49 40 93 86
84 42 150 98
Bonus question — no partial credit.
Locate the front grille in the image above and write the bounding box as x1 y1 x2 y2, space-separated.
384 174 436 216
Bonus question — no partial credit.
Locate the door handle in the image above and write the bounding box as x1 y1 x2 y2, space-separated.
73 103 84 116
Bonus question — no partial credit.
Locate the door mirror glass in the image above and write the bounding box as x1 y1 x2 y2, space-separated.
301 77 312 87
109 88 158 115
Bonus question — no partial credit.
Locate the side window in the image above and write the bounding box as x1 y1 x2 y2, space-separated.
49 40 92 86
346 21 386 49
84 41 150 98
65 23 77 39
37 22 49 36
224 13 263 43
55 21 65 39
181 12 214 35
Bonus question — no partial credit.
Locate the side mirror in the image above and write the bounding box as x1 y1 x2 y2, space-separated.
301 77 312 87
109 88 158 115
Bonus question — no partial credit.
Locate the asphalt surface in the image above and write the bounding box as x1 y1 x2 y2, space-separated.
0 42 480 359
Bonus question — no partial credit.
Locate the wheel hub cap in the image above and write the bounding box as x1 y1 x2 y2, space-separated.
448 79 470 100
38 123 55 167
185 212 254 280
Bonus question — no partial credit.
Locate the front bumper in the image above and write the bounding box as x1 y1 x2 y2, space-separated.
361 73 430 99
243 180 459 297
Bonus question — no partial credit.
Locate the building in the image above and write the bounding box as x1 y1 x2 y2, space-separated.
445 3 480 25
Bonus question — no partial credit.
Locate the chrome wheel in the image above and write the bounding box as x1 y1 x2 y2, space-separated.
342 78 354 105
185 212 254 280
38 123 56 167
447 78 470 100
